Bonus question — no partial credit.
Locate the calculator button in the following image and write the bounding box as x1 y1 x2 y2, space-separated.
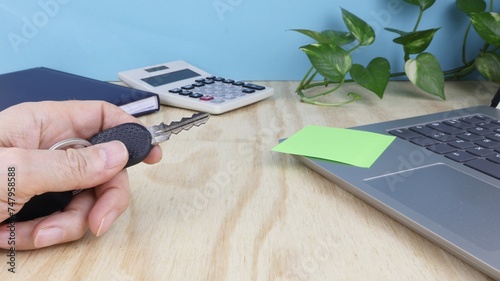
223 79 234 84
189 93 203 98
203 80 214 84
169 88 181 93
195 78 205 83
233 81 245 86
182 85 195 90
192 82 205 87
243 83 265 90
242 88 255 94
200 96 214 101
179 90 192 96
206 76 216 80
211 98 225 104
213 77 224 82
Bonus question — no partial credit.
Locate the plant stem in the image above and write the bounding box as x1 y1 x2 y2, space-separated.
413 8 424 32
462 22 472 64
297 66 315 92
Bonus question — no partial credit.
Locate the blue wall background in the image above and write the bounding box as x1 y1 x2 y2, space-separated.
0 0 497 81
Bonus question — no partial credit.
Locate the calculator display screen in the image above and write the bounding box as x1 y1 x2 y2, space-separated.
141 69 201 87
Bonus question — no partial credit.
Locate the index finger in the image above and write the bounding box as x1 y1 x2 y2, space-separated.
0 100 140 149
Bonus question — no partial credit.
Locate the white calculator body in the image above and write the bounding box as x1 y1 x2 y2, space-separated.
118 61 273 114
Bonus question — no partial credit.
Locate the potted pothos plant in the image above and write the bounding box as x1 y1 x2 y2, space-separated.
293 0 500 106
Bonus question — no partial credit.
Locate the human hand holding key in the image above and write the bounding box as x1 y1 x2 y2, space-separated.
0 100 208 249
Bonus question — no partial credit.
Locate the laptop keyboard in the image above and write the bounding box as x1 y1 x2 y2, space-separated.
388 114 500 180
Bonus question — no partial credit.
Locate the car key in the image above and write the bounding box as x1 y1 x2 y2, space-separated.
89 111 210 167
3 112 210 223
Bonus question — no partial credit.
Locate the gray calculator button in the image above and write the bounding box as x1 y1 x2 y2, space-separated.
211 98 225 104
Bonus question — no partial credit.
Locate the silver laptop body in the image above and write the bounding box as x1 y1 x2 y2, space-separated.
294 105 500 279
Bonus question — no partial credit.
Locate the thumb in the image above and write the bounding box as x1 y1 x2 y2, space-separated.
3 141 129 201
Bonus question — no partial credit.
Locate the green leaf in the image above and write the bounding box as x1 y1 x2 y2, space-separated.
403 0 436 11
456 0 486 14
341 8 375 46
405 53 445 99
350 58 390 99
475 52 500 82
300 43 352 83
393 28 439 54
290 29 356 46
470 12 500 46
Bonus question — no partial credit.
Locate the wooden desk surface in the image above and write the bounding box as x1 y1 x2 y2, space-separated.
1 81 497 280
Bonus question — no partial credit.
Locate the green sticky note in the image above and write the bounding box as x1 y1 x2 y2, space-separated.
272 125 395 168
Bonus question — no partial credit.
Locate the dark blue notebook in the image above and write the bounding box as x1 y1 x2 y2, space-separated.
0 67 160 116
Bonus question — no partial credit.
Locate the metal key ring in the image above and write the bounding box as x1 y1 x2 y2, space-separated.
49 138 92 195
49 138 91 151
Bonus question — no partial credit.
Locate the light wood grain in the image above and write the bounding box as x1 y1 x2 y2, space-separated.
1 81 497 281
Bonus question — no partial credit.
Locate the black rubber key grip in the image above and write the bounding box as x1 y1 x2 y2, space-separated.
89 123 153 168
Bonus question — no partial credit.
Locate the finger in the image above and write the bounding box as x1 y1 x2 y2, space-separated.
0 190 96 250
88 169 129 237
0 141 128 201
143 145 163 165
0 101 139 148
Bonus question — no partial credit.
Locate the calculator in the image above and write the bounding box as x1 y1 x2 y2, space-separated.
118 61 274 114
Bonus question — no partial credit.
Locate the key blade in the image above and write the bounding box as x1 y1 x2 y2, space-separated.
148 112 210 144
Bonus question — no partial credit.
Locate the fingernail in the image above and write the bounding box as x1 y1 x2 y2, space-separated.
99 141 128 169
34 227 63 248
96 210 118 237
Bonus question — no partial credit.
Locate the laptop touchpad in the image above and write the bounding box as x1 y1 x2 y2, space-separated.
365 164 500 251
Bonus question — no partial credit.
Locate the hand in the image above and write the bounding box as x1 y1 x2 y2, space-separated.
0 101 162 250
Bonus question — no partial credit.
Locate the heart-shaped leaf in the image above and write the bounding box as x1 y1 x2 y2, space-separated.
475 52 500 82
291 29 356 46
403 0 436 11
350 58 390 99
405 53 445 99
456 0 486 14
393 28 440 54
470 12 500 46
341 8 375 46
300 43 352 83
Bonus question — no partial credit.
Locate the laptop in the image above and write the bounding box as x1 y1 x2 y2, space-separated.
292 88 500 279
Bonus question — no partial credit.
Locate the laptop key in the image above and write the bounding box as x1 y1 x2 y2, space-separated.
426 122 465 135
456 132 484 141
388 128 421 139
486 154 500 165
485 133 500 142
429 132 456 142
427 143 457 154
478 122 500 130
468 127 492 136
466 146 495 157
465 159 500 180
410 136 440 147
462 115 489 124
448 139 475 149
445 151 477 162
444 119 475 129
409 125 436 136
475 138 500 149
